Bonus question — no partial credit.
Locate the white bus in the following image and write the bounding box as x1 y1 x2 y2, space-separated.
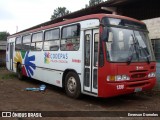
6 14 156 98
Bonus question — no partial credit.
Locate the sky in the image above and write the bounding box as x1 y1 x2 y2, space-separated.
0 0 97 34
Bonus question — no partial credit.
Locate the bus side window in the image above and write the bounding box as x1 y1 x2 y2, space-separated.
61 24 80 51
22 34 31 51
15 36 22 51
85 34 90 66
31 32 43 51
44 28 60 51
94 33 99 67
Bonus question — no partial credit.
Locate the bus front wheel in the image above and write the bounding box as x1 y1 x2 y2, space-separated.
17 64 24 80
65 72 81 99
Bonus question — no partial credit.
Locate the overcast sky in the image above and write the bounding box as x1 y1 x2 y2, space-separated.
0 0 101 34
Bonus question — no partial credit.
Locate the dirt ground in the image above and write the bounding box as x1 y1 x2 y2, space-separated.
0 67 160 120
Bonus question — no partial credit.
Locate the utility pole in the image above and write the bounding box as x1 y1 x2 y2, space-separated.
16 26 18 33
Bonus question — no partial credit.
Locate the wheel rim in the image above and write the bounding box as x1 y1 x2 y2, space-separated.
67 76 77 93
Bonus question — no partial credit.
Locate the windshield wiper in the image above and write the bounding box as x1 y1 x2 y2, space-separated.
134 34 150 64
127 35 139 65
127 34 150 65
139 47 150 64
127 53 133 65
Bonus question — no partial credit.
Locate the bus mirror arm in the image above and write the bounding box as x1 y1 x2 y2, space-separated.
100 23 105 27
101 27 109 42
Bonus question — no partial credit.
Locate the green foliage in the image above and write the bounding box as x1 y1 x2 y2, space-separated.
0 32 10 41
0 72 16 80
86 0 104 7
51 7 70 20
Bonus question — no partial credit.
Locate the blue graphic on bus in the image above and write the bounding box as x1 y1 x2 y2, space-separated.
24 51 36 77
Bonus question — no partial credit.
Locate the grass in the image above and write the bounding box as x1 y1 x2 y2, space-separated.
0 72 17 80
0 66 17 80
0 66 6 70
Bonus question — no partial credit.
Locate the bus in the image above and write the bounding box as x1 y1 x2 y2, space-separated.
6 14 156 98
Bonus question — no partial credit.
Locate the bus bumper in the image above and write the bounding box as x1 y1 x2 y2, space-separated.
98 78 156 98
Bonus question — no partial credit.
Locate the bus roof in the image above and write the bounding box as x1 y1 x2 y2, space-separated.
9 13 145 38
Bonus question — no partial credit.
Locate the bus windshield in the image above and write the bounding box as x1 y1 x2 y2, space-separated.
102 17 155 63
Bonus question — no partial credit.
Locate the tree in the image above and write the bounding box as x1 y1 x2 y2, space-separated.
86 0 104 7
0 32 10 41
51 7 70 20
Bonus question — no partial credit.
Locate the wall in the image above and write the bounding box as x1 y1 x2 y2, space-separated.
0 41 7 50
142 17 160 39
0 50 6 67
0 41 7 67
142 18 160 89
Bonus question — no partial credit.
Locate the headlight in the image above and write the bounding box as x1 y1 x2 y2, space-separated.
122 75 130 80
148 72 156 78
107 75 130 81
116 75 122 81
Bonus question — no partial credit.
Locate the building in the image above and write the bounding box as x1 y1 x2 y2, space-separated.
142 18 160 62
0 41 7 66
143 18 160 85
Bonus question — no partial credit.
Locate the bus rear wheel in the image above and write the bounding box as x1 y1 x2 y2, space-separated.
65 72 81 99
17 64 24 80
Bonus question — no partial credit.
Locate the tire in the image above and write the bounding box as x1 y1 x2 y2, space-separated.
17 64 24 80
65 72 81 99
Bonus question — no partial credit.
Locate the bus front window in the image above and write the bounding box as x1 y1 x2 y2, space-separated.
104 27 155 63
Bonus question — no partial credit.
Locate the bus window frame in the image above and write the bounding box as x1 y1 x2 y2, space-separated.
31 31 43 51
43 28 60 51
15 36 22 51
22 34 31 51
60 23 81 51
22 34 31 44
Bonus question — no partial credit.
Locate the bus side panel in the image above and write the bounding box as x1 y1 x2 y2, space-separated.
32 67 63 87
6 37 16 72
18 50 82 88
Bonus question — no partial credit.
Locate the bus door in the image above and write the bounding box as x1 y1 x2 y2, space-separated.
9 42 14 71
84 29 99 94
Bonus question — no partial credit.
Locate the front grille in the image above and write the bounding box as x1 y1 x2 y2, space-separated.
131 73 147 79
